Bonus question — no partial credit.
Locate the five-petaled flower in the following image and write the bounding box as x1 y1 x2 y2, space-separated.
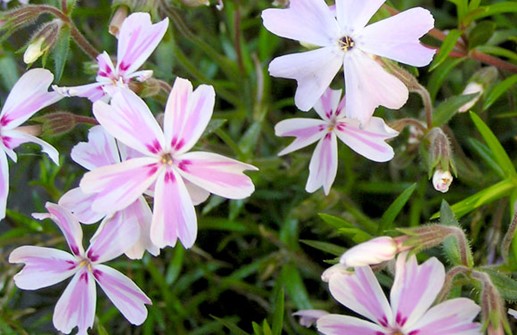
9 203 151 335
0 68 62 220
262 0 435 123
54 12 168 102
317 253 481 335
80 77 257 249
275 88 397 195
59 125 159 259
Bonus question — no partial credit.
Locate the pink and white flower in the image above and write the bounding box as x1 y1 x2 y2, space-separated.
54 12 168 102
317 253 481 335
262 0 435 123
9 203 151 335
0 68 61 220
80 77 257 249
59 125 159 259
339 236 400 267
275 88 397 195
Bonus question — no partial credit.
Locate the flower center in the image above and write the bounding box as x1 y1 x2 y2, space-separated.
339 36 355 51
161 153 174 166
78 258 93 272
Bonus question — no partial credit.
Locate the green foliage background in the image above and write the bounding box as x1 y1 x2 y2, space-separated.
0 0 516 334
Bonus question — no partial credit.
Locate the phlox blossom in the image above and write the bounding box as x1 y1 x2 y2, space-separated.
59 125 159 259
275 88 397 195
262 0 435 123
9 203 151 335
55 12 168 102
0 68 61 220
80 78 257 249
317 253 482 335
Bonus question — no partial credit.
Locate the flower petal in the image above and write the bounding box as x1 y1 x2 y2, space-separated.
123 196 159 259
335 0 385 33
275 118 327 156
116 13 169 74
306 133 338 195
80 157 160 215
262 0 339 47
411 298 481 335
9 246 77 290
359 8 435 67
176 152 257 199
343 50 408 124
335 116 398 162
0 68 62 129
71 125 120 170
390 254 445 329
313 88 343 121
0 150 8 220
269 47 343 111
2 128 59 164
33 203 85 256
93 89 166 156
86 209 141 263
93 264 151 325
317 314 385 335
184 180 210 206
53 82 106 102
163 77 216 154
58 187 105 224
53 271 96 335
293 309 329 328
150 169 197 249
328 269 392 326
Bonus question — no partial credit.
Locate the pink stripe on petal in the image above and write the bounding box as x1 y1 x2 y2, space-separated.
1 69 62 129
53 270 96 335
317 314 385 335
80 157 160 214
177 152 257 200
262 0 340 47
53 82 106 102
269 47 343 112
163 78 215 154
9 246 77 290
0 150 8 220
151 169 197 249
306 133 338 195
59 187 105 224
313 88 343 120
360 8 435 67
123 196 159 259
116 13 169 74
71 125 120 170
34 203 84 256
343 50 408 124
390 255 445 328
95 52 116 80
412 298 481 335
93 89 165 156
93 264 151 325
329 269 392 326
275 118 327 156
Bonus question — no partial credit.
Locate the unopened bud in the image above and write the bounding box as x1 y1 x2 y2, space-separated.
458 82 483 113
433 169 453 193
33 111 77 136
293 310 329 328
321 263 350 283
23 19 63 64
459 67 498 112
339 236 399 267
109 6 128 37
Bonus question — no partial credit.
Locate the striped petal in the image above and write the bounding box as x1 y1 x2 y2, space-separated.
306 133 338 195
275 118 327 156
71 125 120 170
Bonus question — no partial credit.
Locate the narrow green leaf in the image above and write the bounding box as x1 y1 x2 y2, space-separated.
212 316 251 335
271 288 284 335
378 183 417 232
280 263 311 309
470 2 517 20
476 45 517 62
483 75 517 111
468 21 496 49
428 58 465 101
448 0 468 20
466 138 506 178
300 240 346 256
432 179 515 219
318 213 355 229
0 56 19 89
262 320 272 335
440 200 459 226
432 93 479 127
429 29 462 71
470 112 516 177
52 25 71 83
252 322 263 335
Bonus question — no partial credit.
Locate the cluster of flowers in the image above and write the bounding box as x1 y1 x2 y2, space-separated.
4 12 256 334
262 0 435 194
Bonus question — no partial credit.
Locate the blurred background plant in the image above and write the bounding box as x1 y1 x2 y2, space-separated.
0 0 516 334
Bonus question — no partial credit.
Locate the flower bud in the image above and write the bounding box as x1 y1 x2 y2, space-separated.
109 6 128 37
458 67 498 112
23 19 63 64
458 82 483 113
339 236 399 267
433 169 453 193
293 310 329 328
